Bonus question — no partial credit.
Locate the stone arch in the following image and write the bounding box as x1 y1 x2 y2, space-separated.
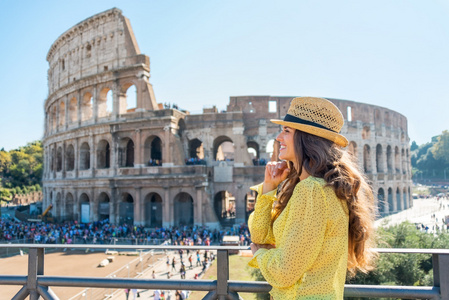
65 192 74 221
59 101 65 127
69 97 77 123
97 140 110 169
347 141 357 158
363 144 372 173
266 138 279 161
214 191 236 226
81 92 93 121
65 144 75 171
119 138 134 167
213 136 234 161
119 192 134 225
174 192 194 226
188 138 204 161
144 135 162 166
396 187 402 211
51 146 56 172
362 126 370 140
386 145 393 173
51 105 57 131
247 141 260 165
388 188 394 213
377 188 385 215
376 144 383 173
79 142 90 170
144 193 163 228
79 193 90 223
120 83 137 114
98 87 113 118
403 187 408 210
177 118 186 138
394 146 400 174
97 192 110 221
56 146 63 172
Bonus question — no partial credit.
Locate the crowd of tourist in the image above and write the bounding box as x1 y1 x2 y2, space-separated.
184 158 207 165
0 216 251 247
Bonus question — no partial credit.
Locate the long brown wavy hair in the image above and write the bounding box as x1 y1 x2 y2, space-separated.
272 130 377 276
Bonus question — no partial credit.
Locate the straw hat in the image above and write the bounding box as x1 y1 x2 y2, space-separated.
271 97 349 147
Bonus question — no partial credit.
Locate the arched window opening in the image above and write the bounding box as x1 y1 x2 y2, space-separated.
97 140 110 169
401 149 406 174
214 136 234 161
80 142 90 170
120 84 137 114
187 138 205 164
65 193 74 221
245 191 256 223
51 147 56 172
81 92 93 122
347 106 352 122
177 118 186 138
119 138 134 167
174 193 194 226
396 188 402 211
394 146 400 174
59 101 65 127
386 145 393 173
363 145 372 173
144 193 163 228
403 188 408 209
98 192 110 221
98 88 113 118
119 193 134 225
247 141 263 165
51 106 57 131
150 137 162 166
388 188 394 213
69 97 77 123
362 126 371 140
266 139 280 161
376 144 383 173
377 188 385 216
66 145 75 171
214 191 236 226
347 141 357 159
56 147 63 172
55 193 62 220
79 193 90 223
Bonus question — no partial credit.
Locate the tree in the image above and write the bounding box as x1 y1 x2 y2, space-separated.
432 130 449 164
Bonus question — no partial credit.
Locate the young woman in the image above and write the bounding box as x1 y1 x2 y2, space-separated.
249 97 376 299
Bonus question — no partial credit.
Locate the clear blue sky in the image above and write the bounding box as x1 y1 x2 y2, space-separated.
1 0 448 151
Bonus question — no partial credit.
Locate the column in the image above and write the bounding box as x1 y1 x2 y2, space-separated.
134 187 143 225
134 129 143 168
195 186 203 226
163 187 170 227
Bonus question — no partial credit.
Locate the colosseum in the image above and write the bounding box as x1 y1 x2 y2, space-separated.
42 8 412 228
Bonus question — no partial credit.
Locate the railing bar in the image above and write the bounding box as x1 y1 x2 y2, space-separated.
0 244 249 251
228 281 272 293
344 285 440 299
202 290 217 300
11 285 29 300
0 275 28 285
37 285 60 300
38 276 216 290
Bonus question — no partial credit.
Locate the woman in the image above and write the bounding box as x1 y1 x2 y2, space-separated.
249 97 376 299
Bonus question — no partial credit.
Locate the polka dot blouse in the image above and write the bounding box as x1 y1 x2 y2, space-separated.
248 176 349 299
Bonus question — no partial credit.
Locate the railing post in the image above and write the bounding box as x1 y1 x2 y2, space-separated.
217 249 229 300
434 254 449 300
27 248 39 300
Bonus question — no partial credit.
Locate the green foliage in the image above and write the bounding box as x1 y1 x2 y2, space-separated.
0 140 43 196
348 222 449 288
411 131 449 179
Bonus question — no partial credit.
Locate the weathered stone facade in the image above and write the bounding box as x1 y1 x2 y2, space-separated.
42 8 412 228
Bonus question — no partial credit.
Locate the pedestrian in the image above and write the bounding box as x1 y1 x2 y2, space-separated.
196 252 201 266
166 256 170 271
188 255 193 269
153 289 161 300
124 288 130 300
180 263 186 279
171 257 176 272
249 97 376 299
131 289 137 300
152 270 156 279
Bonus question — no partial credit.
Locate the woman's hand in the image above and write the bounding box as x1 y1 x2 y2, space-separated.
250 243 276 255
262 161 290 194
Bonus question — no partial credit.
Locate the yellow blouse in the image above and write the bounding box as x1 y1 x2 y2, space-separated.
248 176 349 299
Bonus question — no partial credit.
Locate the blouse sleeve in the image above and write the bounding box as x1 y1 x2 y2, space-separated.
248 183 277 245
252 179 329 289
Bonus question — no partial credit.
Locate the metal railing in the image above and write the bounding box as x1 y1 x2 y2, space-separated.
0 245 448 300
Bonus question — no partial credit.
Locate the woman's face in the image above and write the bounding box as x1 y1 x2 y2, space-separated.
276 126 297 164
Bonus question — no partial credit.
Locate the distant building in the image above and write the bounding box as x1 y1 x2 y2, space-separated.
42 8 412 228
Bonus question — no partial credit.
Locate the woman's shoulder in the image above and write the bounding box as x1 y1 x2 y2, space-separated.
295 176 326 190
